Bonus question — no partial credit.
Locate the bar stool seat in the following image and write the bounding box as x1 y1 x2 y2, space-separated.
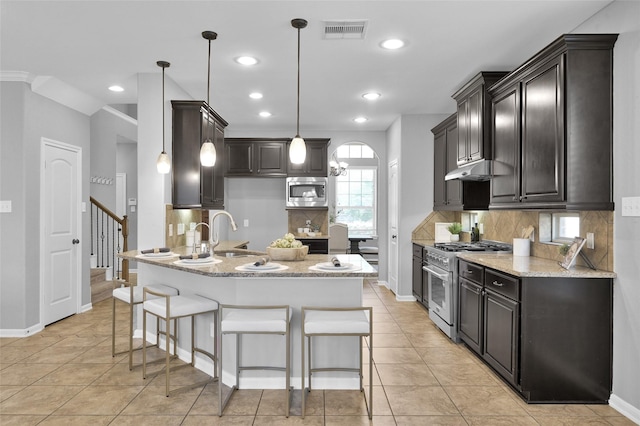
301 306 373 419
111 283 179 370
143 291 219 397
218 305 292 417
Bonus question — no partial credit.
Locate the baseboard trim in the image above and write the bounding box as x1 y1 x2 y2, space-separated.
0 323 44 338
377 280 389 288
396 294 417 302
609 393 640 424
80 303 92 313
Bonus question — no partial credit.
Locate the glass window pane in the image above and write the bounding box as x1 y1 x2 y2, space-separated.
361 145 374 158
337 145 349 158
349 144 362 158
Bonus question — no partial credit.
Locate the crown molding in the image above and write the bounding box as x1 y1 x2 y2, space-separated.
0 71 34 83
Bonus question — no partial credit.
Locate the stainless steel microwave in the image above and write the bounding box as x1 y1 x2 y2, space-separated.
286 177 328 208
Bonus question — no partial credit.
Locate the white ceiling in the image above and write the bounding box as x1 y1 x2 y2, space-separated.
1 0 613 132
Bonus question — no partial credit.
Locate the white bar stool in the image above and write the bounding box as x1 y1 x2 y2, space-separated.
301 306 373 419
111 282 179 370
142 290 219 397
218 305 292 417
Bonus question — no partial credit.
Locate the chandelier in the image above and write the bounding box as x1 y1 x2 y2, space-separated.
329 152 348 176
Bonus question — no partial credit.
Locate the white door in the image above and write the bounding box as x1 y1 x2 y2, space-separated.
388 160 399 294
42 139 81 325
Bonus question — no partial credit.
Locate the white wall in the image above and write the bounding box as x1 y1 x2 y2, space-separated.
0 81 91 330
136 73 192 250
574 1 640 420
387 114 450 298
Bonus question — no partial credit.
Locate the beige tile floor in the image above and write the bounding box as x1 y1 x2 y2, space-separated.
0 279 635 425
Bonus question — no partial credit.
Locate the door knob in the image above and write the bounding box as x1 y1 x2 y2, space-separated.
72 239 80 244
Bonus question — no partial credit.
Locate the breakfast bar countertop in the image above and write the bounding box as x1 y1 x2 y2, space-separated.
457 252 617 279
119 247 378 278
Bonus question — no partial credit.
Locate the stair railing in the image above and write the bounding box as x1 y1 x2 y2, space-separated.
89 196 129 283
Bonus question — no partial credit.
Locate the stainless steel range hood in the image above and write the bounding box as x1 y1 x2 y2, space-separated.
444 159 493 181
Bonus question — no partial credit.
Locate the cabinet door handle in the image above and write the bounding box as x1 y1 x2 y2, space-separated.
492 280 504 287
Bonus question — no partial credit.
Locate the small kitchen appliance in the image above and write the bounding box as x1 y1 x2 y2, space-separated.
423 240 512 341
286 177 328 208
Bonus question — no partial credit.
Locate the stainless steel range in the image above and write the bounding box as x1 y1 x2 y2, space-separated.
424 241 512 341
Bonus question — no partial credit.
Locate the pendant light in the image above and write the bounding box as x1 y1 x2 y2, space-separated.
156 60 171 174
289 18 307 165
200 31 217 167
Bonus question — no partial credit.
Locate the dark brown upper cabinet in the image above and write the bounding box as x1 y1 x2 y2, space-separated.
489 34 618 210
452 72 508 166
224 138 288 177
286 139 330 177
432 114 490 211
171 100 227 210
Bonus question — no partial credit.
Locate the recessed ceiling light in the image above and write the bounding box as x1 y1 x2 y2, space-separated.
259 111 272 118
109 85 124 92
362 92 381 101
249 92 263 99
353 116 368 123
381 39 404 50
235 56 258 66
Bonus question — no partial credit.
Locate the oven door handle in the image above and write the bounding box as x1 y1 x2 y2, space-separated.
422 265 450 281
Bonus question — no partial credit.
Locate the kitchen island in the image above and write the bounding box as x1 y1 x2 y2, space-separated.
118 248 377 389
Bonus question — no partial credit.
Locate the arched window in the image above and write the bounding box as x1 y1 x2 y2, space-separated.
330 142 378 234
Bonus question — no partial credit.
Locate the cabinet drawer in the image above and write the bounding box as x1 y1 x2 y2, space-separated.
412 244 424 258
459 260 483 285
485 269 519 300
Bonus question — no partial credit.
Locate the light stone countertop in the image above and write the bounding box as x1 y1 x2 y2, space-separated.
457 252 617 279
119 246 377 278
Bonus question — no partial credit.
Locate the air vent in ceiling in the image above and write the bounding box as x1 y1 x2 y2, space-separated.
322 20 368 40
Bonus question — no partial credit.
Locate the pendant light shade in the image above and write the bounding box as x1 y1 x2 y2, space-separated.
289 18 307 165
200 31 217 167
156 60 171 174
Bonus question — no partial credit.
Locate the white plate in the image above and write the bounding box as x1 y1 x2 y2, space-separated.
243 263 281 271
178 257 215 264
316 262 353 271
142 251 174 258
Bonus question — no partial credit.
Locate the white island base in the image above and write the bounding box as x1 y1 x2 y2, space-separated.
133 255 373 390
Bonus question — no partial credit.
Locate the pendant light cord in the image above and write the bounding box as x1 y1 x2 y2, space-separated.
296 26 301 137
162 65 166 152
207 37 212 142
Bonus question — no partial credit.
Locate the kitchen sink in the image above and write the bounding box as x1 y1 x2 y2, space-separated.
223 252 250 258
215 250 264 258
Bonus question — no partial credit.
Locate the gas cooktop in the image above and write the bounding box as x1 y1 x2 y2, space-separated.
432 241 512 252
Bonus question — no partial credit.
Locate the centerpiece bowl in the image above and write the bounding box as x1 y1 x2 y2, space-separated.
266 245 309 261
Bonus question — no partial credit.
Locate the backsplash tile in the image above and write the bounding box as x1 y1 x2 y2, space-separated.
164 205 202 248
413 210 613 272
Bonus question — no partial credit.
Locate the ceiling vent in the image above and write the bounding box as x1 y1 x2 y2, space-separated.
322 20 368 40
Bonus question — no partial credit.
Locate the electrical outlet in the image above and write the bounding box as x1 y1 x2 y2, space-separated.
621 196 640 217
177 223 185 235
478 223 484 234
586 232 595 249
244 219 249 227
168 224 173 237
0 200 11 213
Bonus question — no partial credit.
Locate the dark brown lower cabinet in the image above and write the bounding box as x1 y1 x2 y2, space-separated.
458 277 483 354
300 238 328 254
458 260 612 403
483 289 519 387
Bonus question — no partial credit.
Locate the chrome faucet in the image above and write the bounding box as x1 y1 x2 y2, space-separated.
193 222 211 254
208 211 238 253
